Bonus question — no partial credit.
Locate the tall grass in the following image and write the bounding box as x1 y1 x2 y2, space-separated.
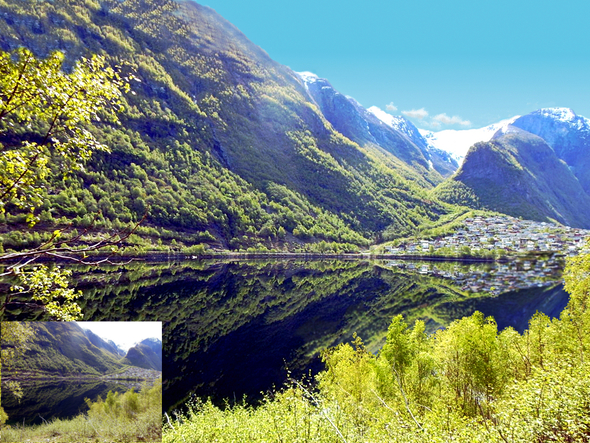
1 378 162 442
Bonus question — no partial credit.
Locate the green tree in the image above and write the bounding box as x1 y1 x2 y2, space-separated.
0 47 129 218
0 321 34 425
0 48 131 320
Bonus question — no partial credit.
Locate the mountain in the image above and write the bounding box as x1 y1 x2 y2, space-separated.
122 338 162 371
0 0 452 253
419 116 518 162
511 108 590 195
2 322 125 376
83 328 123 357
367 106 459 177
432 126 590 228
297 72 441 184
108 340 127 357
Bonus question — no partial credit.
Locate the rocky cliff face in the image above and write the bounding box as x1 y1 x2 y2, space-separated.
367 106 459 177
298 72 439 182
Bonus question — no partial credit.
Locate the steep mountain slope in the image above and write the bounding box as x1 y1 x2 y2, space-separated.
367 106 459 177
512 108 590 195
0 0 451 252
83 328 123 357
298 72 441 184
108 340 127 357
432 126 590 228
121 338 162 371
2 322 124 376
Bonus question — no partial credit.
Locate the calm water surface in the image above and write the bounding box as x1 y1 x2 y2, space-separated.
2 379 136 425
2 258 569 413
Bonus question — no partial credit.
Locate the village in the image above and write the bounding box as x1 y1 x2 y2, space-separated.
103 366 161 381
385 215 590 257
382 216 590 296
384 257 563 296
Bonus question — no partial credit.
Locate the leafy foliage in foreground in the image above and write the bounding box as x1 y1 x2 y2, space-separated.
163 243 590 442
0 378 162 442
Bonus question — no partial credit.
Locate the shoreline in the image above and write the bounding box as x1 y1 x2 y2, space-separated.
14 250 562 265
2 372 162 383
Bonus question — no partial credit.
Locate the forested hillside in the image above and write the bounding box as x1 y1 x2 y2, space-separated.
2 322 124 376
0 0 454 254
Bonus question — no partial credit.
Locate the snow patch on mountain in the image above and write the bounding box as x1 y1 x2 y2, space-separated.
368 105 397 127
367 106 459 173
418 116 519 161
368 106 425 140
539 107 577 123
296 71 319 83
534 108 590 131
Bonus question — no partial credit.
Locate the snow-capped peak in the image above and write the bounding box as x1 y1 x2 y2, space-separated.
367 106 417 135
418 116 520 161
296 71 319 84
538 107 577 122
368 106 398 127
132 337 162 347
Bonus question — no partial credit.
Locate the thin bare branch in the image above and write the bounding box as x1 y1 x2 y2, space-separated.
392 366 423 431
291 379 349 443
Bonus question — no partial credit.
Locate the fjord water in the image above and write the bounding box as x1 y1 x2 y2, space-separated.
2 380 132 425
59 258 568 412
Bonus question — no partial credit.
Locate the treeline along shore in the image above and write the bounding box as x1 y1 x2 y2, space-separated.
3 368 162 382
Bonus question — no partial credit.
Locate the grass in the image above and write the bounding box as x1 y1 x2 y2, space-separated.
1 411 160 442
1 379 162 442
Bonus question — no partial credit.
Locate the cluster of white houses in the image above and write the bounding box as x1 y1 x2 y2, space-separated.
103 366 161 380
385 258 562 296
385 216 590 257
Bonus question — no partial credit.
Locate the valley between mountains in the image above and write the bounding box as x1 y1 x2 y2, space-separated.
1 1 590 442
2 322 162 380
1 0 590 259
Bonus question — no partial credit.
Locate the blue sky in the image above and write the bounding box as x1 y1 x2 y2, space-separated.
201 0 590 129
77 321 162 351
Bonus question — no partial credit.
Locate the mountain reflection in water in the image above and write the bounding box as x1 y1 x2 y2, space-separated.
2 380 131 425
2 258 569 413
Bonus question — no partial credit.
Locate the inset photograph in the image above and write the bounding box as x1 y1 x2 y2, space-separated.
1 321 162 442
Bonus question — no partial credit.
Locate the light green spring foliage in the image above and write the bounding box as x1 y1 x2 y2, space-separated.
0 47 129 320
0 378 162 442
163 241 590 442
10 265 82 320
0 47 129 219
0 321 34 425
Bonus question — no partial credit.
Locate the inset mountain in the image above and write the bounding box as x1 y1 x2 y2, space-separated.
3 323 124 376
121 338 162 371
2 323 162 377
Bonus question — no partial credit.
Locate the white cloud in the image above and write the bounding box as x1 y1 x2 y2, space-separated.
385 102 397 112
432 113 471 127
400 107 472 129
402 108 429 120
77 321 162 351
